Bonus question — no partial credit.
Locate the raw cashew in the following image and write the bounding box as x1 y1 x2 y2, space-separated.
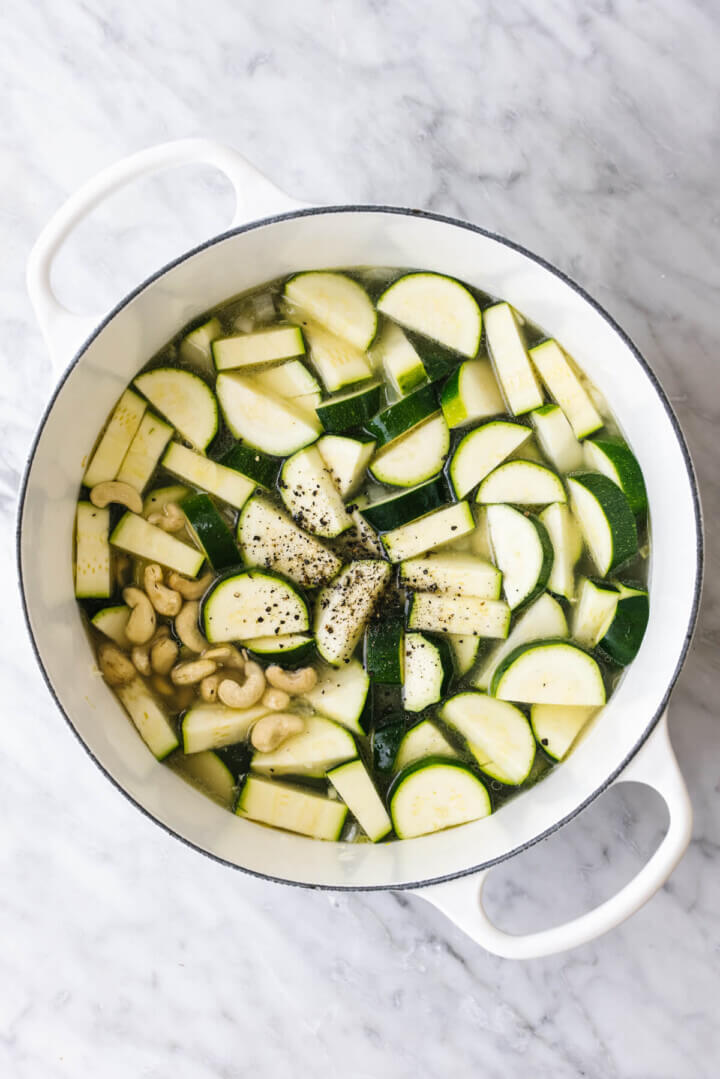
167 570 214 600
148 502 186 532
123 587 157 644
131 643 152 676
98 642 136 686
151 636 179 675
174 601 207 653
251 713 305 752
202 644 245 669
171 658 218 685
150 674 175 698
261 687 291 711
200 673 222 702
143 564 182 617
90 480 143 514
265 665 318 694
217 662 266 708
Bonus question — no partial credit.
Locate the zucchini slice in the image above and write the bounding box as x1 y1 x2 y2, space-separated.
370 321 427 395
372 718 406 773
303 659 369 735
326 759 392 842
395 720 459 771
369 412 450 488
83 388 147 487
530 404 584 473
203 570 309 642
484 302 544 416
399 552 502 599
180 317 222 375
91 605 131 647
529 339 602 439
567 472 638 575
473 592 568 691
284 272 377 350
219 443 280 490
315 560 392 665
477 459 567 505
250 360 321 421
181 493 239 572
177 749 236 806
114 678 179 760
163 442 255 510
572 576 620 648
75 502 111 599
212 325 305 371
182 702 269 753
361 476 450 533
316 435 376 498
403 633 453 712
116 412 173 493
142 484 190 517
441 359 504 429
381 500 475 563
134 368 218 450
110 512 205 577
216 372 321 456
237 495 341 587
539 502 583 599
303 324 373 391
487 504 554 610
251 714 356 777
316 384 383 433
598 585 649 666
365 383 439 446
244 634 315 667
531 703 599 761
449 420 533 498
279 445 353 538
377 273 482 358
583 438 648 516
447 634 481 675
237 775 348 840
390 758 491 838
365 616 404 684
407 592 511 638
441 692 536 785
491 640 606 706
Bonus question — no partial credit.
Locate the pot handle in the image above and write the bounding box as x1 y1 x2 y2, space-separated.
413 711 692 959
26 137 307 374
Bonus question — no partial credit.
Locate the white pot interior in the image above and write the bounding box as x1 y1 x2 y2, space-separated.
19 210 701 888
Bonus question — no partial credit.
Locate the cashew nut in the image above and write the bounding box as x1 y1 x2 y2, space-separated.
123 587 157 644
202 644 245 670
200 672 222 702
261 687 291 711
251 713 305 752
174 601 207 653
151 636 179 675
167 570 214 600
150 673 175 698
265 665 318 694
143 564 182 617
171 658 218 685
90 480 143 515
97 641 136 686
217 661 266 708
131 643 152 676
148 502 186 532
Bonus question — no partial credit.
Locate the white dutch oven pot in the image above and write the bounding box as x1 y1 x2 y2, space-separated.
20 139 703 959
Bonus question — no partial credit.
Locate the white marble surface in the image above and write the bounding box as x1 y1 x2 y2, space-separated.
2 0 719 1075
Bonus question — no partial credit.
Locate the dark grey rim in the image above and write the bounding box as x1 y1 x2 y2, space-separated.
16 205 705 892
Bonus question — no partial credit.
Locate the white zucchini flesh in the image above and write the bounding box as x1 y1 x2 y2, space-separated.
162 442 255 510
449 421 532 498
484 302 544 415
216 373 321 456
530 404 584 473
75 503 112 598
237 495 341 587
110 512 205 577
476 460 567 505
327 759 392 842
237 775 348 840
347 502 387 558
447 634 481 675
572 577 620 647
381 501 475 563
408 593 511 638
539 502 583 599
182 703 269 752
529 340 603 439
177 750 236 805
115 412 174 493
302 659 369 735
390 761 491 839
204 571 309 642
473 592 569 691
369 413 450 488
251 714 356 777
403 633 451 712
531 703 599 761
251 360 322 420
285 272 377 351
441 359 505 428
91 605 131 647
212 325 305 370
377 273 482 358
304 323 373 391
180 317 222 374
399 553 502 599
395 721 459 771
493 641 606 706
115 678 179 760
280 445 353 538
83 388 147 487
134 368 218 450
567 475 637 576
370 321 427 395
487 504 553 610
315 560 392 665
316 435 376 498
468 506 493 560
441 693 536 785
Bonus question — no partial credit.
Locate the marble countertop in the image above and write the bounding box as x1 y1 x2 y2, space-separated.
2 1 719 1075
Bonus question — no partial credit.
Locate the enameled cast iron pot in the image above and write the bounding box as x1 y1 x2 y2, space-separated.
19 139 703 958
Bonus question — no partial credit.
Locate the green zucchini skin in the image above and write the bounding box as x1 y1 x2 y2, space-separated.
585 438 648 516
361 476 451 533
181 493 240 571
597 592 649 666
372 716 406 772
364 383 440 446
365 617 405 683
568 471 638 573
219 443 280 489
316 383 384 433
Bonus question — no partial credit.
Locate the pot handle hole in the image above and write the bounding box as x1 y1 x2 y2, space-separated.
26 137 308 375
413 711 692 959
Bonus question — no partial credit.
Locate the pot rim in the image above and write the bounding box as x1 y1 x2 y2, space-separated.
16 204 705 891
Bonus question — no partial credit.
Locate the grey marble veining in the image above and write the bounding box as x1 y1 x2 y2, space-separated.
2 1 719 1076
